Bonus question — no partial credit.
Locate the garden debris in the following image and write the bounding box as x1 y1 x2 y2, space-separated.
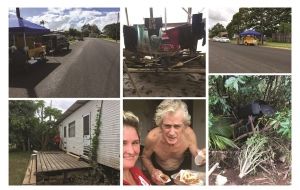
215 174 227 185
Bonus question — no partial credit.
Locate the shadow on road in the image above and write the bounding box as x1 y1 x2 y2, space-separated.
49 49 72 57
9 60 61 97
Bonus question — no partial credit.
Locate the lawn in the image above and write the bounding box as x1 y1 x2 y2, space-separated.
9 151 31 185
262 42 291 49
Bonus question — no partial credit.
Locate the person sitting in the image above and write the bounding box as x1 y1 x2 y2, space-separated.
123 111 151 185
142 99 206 185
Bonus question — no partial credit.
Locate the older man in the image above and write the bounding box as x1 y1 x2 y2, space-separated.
142 100 205 185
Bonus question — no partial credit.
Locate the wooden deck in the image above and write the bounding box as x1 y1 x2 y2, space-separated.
36 151 92 175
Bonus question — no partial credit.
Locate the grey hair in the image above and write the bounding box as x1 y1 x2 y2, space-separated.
123 111 140 139
154 100 191 126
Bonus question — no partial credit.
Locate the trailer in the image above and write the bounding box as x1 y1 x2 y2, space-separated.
57 100 120 170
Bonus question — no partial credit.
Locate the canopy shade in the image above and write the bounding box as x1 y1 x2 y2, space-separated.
240 30 261 36
9 16 50 35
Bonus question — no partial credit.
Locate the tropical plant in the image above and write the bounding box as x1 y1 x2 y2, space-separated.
209 113 238 150
269 109 291 139
9 100 62 151
238 134 269 178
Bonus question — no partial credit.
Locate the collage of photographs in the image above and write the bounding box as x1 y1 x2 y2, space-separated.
7 6 293 187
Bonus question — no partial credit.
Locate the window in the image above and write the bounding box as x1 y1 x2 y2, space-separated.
83 114 90 136
68 121 75 138
63 126 66 138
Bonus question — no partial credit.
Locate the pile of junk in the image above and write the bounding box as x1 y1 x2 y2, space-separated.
123 8 206 74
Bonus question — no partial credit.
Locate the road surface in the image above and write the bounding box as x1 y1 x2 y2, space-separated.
9 38 120 97
209 41 291 73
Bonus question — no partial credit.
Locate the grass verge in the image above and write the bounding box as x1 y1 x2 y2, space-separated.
9 151 31 185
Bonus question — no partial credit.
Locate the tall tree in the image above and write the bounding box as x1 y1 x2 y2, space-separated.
82 24 91 37
9 101 38 151
69 28 81 37
9 101 62 151
226 8 291 43
209 23 226 38
102 23 120 40
33 102 62 150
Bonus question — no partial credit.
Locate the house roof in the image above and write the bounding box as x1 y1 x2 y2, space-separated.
56 100 89 124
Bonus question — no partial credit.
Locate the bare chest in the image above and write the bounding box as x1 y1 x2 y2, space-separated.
154 142 189 161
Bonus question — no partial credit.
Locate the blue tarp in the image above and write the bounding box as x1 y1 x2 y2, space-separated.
9 16 50 35
240 30 261 36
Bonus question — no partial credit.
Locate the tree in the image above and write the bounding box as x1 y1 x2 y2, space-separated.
9 101 38 151
40 20 46 26
69 28 80 37
9 100 62 151
226 8 291 43
91 24 100 35
102 23 120 40
209 23 226 38
33 101 62 150
82 24 92 37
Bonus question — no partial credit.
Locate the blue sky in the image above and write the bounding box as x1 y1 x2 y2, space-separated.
9 8 120 31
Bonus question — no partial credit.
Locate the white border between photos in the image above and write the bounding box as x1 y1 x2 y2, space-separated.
2 0 300 190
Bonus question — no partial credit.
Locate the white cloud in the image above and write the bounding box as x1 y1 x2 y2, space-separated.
209 8 239 29
44 100 76 112
25 8 119 32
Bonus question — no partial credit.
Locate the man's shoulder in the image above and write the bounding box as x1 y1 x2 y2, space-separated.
146 127 161 142
185 126 195 134
184 126 196 139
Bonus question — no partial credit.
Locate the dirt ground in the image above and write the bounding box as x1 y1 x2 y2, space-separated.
123 72 205 97
37 167 119 185
209 162 291 185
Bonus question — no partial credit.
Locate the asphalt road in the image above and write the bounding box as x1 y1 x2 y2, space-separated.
209 41 291 73
10 38 120 97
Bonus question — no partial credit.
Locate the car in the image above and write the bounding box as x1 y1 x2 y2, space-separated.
42 33 70 54
212 36 220 42
219 37 230 43
243 36 258 46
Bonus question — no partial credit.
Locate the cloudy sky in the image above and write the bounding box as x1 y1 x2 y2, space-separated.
123 7 206 25
9 8 120 31
209 8 239 29
44 100 76 112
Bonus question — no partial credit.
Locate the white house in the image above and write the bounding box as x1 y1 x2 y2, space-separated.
57 100 120 170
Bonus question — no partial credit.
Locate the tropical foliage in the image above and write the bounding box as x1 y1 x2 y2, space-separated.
209 75 291 151
9 100 62 151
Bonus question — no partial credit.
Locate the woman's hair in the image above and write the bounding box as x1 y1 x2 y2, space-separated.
154 99 191 126
123 111 140 139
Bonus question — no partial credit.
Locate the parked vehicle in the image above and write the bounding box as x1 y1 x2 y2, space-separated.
42 33 70 54
219 37 230 43
212 36 220 42
243 36 258 46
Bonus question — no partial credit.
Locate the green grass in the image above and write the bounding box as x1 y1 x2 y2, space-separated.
262 42 291 50
9 151 31 185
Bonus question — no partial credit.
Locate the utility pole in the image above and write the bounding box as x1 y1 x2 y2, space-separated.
125 8 129 26
116 12 119 42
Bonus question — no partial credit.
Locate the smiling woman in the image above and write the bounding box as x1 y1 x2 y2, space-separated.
123 111 151 185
